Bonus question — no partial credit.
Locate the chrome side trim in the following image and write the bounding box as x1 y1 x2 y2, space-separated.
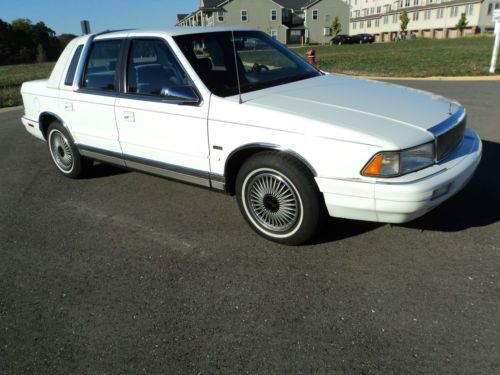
209 174 226 191
22 115 38 124
77 144 213 188
78 146 126 167
126 160 210 187
225 143 318 177
428 107 466 136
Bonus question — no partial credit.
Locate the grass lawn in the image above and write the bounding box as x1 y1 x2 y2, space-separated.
293 36 496 77
0 37 497 108
0 62 55 108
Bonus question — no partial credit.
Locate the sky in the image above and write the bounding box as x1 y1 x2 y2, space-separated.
2 0 200 35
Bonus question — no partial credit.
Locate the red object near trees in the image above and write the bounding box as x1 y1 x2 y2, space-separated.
307 48 316 64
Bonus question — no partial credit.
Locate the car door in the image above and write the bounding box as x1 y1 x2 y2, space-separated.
114 38 210 186
59 38 125 165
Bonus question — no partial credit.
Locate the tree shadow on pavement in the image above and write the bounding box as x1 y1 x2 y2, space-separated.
401 139 500 232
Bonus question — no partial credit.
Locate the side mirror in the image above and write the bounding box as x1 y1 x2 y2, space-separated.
160 86 200 104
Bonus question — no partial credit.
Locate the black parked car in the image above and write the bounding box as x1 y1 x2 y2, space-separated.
356 33 375 44
329 34 352 45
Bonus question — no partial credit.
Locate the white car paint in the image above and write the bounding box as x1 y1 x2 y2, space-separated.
20 28 482 227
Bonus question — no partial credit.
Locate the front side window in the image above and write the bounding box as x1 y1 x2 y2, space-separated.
312 10 318 20
174 31 320 97
126 39 189 96
83 40 122 91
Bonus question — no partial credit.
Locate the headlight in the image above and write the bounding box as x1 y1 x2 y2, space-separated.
362 142 435 177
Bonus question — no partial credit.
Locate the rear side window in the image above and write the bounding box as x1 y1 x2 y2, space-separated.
82 40 122 91
64 44 83 86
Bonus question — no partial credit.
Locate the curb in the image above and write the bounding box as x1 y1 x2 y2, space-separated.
0 105 23 113
356 75 500 81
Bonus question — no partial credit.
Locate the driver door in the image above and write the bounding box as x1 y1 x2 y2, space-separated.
114 38 210 186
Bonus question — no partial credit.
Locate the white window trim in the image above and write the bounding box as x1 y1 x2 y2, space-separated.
241 10 248 22
271 9 277 21
217 9 224 22
312 9 319 20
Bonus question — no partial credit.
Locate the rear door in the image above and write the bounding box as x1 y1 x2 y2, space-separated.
59 38 125 165
114 38 210 186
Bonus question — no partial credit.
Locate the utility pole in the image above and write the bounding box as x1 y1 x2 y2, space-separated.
490 10 500 74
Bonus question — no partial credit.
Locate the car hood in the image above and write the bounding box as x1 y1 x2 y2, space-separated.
232 74 462 149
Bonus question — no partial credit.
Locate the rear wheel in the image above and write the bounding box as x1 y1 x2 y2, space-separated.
47 121 92 178
236 152 322 245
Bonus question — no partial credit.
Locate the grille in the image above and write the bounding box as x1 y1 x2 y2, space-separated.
436 116 466 161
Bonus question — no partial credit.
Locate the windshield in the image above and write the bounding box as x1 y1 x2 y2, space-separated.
173 30 321 97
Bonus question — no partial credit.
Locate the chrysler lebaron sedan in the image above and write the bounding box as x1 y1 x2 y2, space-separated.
21 28 482 245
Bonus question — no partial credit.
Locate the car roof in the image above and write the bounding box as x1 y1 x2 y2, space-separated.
91 27 255 40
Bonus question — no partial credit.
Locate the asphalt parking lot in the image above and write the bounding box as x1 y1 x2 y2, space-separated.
1 80 499 374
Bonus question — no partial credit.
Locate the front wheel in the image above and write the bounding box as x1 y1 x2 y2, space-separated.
236 152 323 245
47 121 92 178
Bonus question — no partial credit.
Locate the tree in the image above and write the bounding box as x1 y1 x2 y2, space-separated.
58 34 78 49
36 43 47 62
400 11 409 38
331 16 342 36
456 13 468 37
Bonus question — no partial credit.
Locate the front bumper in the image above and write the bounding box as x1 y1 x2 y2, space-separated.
316 128 482 223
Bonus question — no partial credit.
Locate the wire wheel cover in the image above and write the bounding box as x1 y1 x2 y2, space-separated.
50 131 73 171
246 172 300 232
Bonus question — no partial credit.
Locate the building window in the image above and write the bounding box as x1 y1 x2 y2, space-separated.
367 20 372 27
487 3 493 14
241 10 248 22
383 15 389 24
312 10 318 20
271 9 277 21
413 0 419 5
375 19 380 26
393 14 398 23
370 7 374 14
436 7 444 18
377 6 381 13
405 0 410 7
353 21 357 29
324 27 332 36
270 29 278 39
217 9 224 22
325 14 331 22
413 11 419 20
424 9 431 19
465 4 474 15
450 6 458 17
360 20 364 27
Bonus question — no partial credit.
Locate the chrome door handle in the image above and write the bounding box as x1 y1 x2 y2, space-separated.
123 111 135 122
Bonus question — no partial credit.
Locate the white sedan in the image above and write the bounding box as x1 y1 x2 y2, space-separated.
20 28 482 245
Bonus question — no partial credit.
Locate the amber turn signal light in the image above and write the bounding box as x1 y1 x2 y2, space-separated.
363 154 383 176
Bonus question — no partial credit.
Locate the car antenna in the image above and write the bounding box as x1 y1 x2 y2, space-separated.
231 29 243 104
